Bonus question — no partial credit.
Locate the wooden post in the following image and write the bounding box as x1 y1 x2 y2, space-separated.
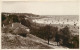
3 24 5 28
12 23 13 27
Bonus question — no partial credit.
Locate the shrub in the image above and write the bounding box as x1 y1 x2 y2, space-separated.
12 27 28 37
70 35 79 48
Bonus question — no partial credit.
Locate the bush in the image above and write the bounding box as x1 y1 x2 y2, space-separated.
12 27 28 37
2 27 9 33
2 27 12 33
70 35 79 48
64 35 79 48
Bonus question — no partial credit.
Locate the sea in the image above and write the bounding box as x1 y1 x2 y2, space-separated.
32 15 79 26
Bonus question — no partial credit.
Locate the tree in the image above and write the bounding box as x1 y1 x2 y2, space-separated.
12 15 19 22
30 24 56 45
30 25 53 45
51 27 60 46
60 26 71 46
45 25 51 44
51 27 58 40
42 25 53 45
21 19 31 28
55 33 60 46
7 15 20 23
1 14 6 27
2 14 6 21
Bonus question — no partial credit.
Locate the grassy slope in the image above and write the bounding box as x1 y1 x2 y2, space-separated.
2 33 68 49
2 33 52 49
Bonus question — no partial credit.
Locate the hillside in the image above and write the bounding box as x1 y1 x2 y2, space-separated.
1 13 79 49
2 12 39 17
2 33 68 49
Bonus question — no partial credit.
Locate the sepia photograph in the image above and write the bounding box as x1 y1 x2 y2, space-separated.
1 1 79 49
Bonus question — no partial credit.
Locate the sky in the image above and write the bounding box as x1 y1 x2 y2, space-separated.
2 1 79 15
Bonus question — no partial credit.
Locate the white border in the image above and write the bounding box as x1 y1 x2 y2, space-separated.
0 0 80 50
1 0 79 2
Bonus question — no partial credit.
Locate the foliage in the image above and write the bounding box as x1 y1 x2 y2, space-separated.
2 14 6 22
11 15 20 22
70 35 79 48
55 33 60 45
30 25 57 44
59 26 71 46
21 19 31 28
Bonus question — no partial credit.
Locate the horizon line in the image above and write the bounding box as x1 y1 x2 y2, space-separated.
2 12 79 16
